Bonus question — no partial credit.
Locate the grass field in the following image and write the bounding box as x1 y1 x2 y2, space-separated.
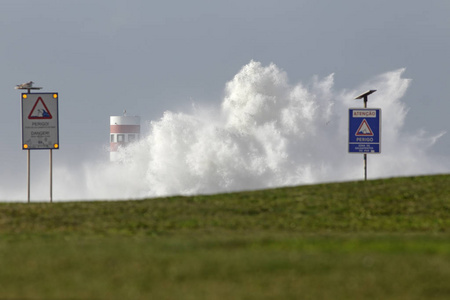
1 174 450 299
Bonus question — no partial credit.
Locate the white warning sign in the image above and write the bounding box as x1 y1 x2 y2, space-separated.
21 93 59 150
355 119 373 136
28 97 53 119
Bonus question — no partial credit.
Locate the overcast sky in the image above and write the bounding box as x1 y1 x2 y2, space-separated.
1 0 449 200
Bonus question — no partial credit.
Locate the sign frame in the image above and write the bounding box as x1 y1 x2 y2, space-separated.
21 93 59 150
348 108 381 154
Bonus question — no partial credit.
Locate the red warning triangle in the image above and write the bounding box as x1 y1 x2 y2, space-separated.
355 119 373 136
28 97 52 119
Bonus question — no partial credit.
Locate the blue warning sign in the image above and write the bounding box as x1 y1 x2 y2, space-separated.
349 108 381 153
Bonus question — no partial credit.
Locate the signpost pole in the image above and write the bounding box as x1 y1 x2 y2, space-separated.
27 86 31 202
27 87 31 203
27 149 30 203
364 152 367 181
50 149 53 203
363 96 367 181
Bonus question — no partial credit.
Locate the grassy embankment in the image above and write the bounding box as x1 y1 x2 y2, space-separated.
1 174 450 299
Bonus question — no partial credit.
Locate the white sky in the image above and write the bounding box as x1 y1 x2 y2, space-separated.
1 0 449 200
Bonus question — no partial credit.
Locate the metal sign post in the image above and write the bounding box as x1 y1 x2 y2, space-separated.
17 82 59 203
349 90 381 181
50 149 53 203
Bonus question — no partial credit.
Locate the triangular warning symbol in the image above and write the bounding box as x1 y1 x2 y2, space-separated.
355 119 373 136
28 97 52 119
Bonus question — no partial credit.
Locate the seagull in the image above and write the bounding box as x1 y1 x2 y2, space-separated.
15 81 34 89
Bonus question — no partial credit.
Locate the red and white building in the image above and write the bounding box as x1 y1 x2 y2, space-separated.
110 115 140 161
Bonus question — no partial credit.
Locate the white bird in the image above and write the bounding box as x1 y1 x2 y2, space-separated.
15 81 34 89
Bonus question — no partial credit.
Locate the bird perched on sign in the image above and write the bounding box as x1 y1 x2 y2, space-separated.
15 81 34 89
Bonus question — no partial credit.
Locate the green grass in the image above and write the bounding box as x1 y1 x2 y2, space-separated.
1 174 450 299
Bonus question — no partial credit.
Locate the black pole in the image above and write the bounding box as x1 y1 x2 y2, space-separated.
364 95 367 181
27 89 31 202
